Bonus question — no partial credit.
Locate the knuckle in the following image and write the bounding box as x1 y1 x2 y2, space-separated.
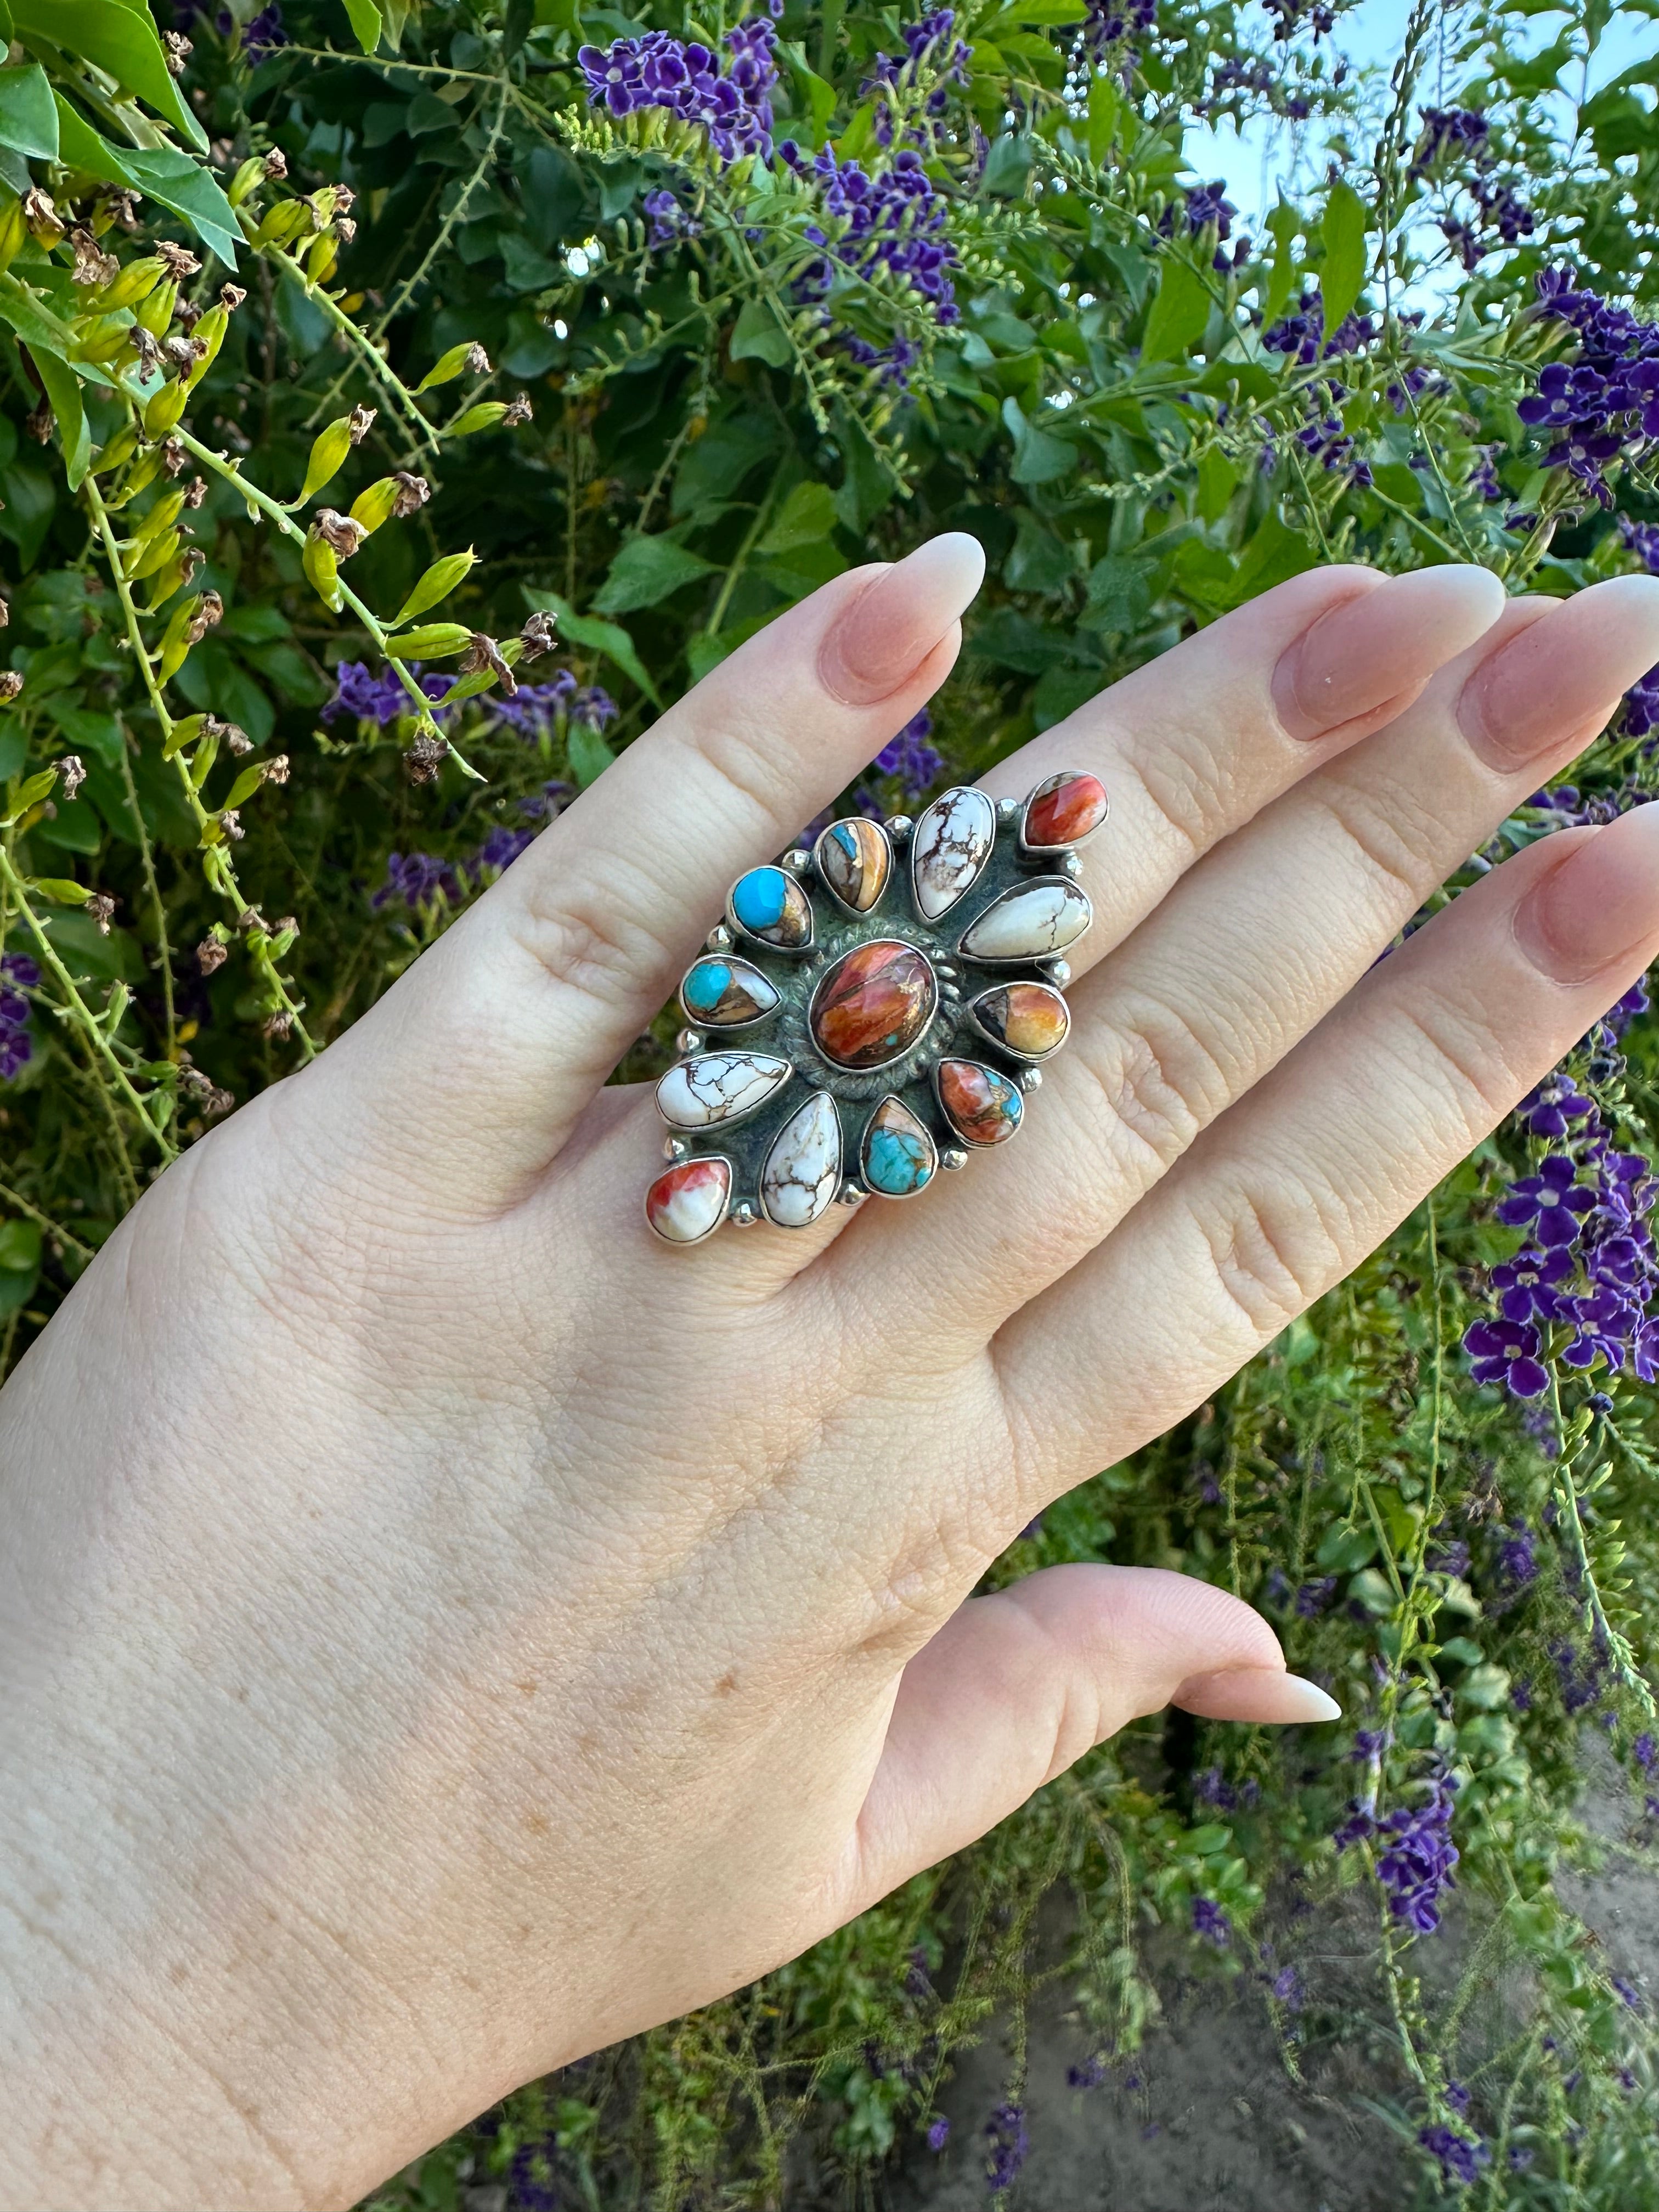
1314 776 1441 905
1190 1181 1338 1338
1079 997 1229 1171
1125 743 1224 866
512 861 677 1014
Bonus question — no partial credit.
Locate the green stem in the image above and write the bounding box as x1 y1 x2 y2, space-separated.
115 709 176 1059
703 469 783 639
369 85 513 351
0 1177 95 1265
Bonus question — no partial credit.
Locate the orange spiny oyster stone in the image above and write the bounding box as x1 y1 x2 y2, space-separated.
937 1058 1023 1147
810 939 936 1070
972 982 1069 1059
1023 770 1108 850
645 1156 732 1243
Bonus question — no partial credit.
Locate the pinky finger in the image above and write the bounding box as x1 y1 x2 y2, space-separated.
994 803 1659 1493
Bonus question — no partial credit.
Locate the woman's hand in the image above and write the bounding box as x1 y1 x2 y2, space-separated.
4 539 1659 2211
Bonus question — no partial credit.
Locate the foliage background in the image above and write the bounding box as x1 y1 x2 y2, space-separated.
3 0 1659 2202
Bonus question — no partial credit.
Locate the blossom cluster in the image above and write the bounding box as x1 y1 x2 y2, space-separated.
1517 268 1659 505
860 8 970 148
780 140 959 379
577 12 781 164
1409 104 1534 269
0 952 38 1084
1335 1765 1460 1934
1464 1036 1659 1399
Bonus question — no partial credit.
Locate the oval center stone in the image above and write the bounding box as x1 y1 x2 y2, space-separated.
810 939 937 1070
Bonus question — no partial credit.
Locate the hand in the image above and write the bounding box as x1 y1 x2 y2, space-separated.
4 539 1659 2211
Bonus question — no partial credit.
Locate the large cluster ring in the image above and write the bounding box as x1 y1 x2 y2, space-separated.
644 772 1108 1244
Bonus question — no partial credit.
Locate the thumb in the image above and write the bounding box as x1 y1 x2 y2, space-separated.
849 1564 1339 1904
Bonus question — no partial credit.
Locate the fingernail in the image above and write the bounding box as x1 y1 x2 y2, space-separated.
1514 803 1659 984
1176 1667 1342 1724
1460 573 1659 768
819 533 986 706
1272 566 1504 741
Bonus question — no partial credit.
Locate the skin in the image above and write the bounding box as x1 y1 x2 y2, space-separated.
3 539 1659 2210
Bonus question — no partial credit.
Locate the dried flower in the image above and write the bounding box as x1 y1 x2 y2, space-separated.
100 188 140 232
161 27 192 72
264 753 290 786
86 893 116 935
262 148 288 179
390 472 430 518
21 187 62 246
503 391 534 426
24 399 53 445
335 216 357 247
174 297 203 334
520 610 558 659
196 938 229 975
219 809 244 840
222 723 253 756
406 733 450 784
220 283 248 312
184 476 208 511
128 327 162 378
162 334 207 376
156 239 202 281
310 508 364 558
465 342 492 375
0 671 25 702
55 755 86 802
263 1008 295 1040
69 227 120 286
346 404 376 444
459 631 518 695
161 436 188 476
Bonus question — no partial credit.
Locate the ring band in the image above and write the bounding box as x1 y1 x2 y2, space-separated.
645 771 1108 1244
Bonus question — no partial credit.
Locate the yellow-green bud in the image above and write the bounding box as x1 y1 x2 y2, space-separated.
448 402 509 437
393 550 477 624
136 280 178 335
302 531 342 610
143 381 188 437
415 340 490 393
298 417 355 505
93 425 141 477
388 623 472 657
127 526 183 584
227 156 268 208
94 257 166 313
252 199 313 250
0 196 26 275
187 304 229 385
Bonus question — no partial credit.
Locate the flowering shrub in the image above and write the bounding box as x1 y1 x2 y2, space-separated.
1 0 1658 2204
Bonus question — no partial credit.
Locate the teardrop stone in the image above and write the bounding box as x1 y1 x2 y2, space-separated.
937 1059 1023 1148
645 1156 732 1244
958 879 1092 962
760 1090 842 1227
911 787 995 919
861 1096 936 1199
816 817 891 913
970 983 1070 1060
810 939 938 1070
728 865 812 949
1022 770 1108 850
657 1052 792 1129
679 956 781 1027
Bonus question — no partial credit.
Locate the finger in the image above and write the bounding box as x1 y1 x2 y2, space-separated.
829 576 1659 1344
328 537 986 1199
991 801 1659 1494
848 1565 1336 1902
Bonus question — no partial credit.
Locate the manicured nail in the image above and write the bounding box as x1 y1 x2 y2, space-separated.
1514 802 1659 985
1272 566 1504 741
819 533 986 705
1460 573 1659 768
1175 1667 1342 1724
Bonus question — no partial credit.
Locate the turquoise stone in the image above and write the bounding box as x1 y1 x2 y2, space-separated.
861 1096 936 1199
729 866 812 949
679 956 780 1026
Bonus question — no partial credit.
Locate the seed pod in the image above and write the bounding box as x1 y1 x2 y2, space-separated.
388 622 472 657
302 530 342 611
304 233 338 285
252 198 313 250
136 279 178 335
0 196 27 273
448 402 509 437
394 549 476 624
134 487 187 545
347 476 405 534
70 316 133 366
143 381 189 437
187 303 230 381
228 156 268 208
414 340 490 393
127 527 183 584
94 256 167 313
298 418 356 505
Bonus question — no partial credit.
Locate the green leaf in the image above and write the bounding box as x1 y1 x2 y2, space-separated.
343 0 383 50
729 297 792 368
1231 509 1318 603
592 534 716 617
121 147 241 268
0 1217 41 1273
1262 196 1300 321
566 720 614 788
757 481 836 555
13 0 208 151
0 63 58 160
1001 396 1074 486
1140 253 1210 363
1318 179 1368 333
30 875 91 902
29 344 89 488
1197 445 1238 523
521 589 661 707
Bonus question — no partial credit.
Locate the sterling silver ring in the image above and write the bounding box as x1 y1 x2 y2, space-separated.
644 771 1108 1244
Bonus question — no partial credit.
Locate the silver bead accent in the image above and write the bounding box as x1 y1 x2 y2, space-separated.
676 1028 704 1055
663 1135 688 1160
837 1180 868 1206
1041 957 1071 986
996 795 1022 821
782 848 812 872
940 1147 969 1171
1060 852 1083 881
732 1200 759 1226
1018 1066 1043 1093
706 922 733 953
884 814 913 842
934 963 959 982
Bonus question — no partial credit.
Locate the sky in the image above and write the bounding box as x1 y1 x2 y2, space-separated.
1179 0 1656 227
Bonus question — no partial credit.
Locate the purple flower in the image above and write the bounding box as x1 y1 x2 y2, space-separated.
1269 1963 1302 2010
1463 1317 1549 1397
926 2116 950 2151
1489 1245 1574 1324
490 670 617 740
1294 1575 1338 1617
1634 1733 1657 1772
1192 1897 1231 1946
1514 1075 1595 1138
1612 1973 1644 2011
325 660 452 728
1372 1769 1460 1934
1412 107 1489 176
373 851 461 910
874 709 945 797
1419 2123 1491 2186
1496 1526 1538 1587
578 19 777 162
777 143 959 383
1496 1153 1596 1247
1067 2053 1110 2089
1622 518 1659 574
0 953 35 1083
983 2102 1028 2191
